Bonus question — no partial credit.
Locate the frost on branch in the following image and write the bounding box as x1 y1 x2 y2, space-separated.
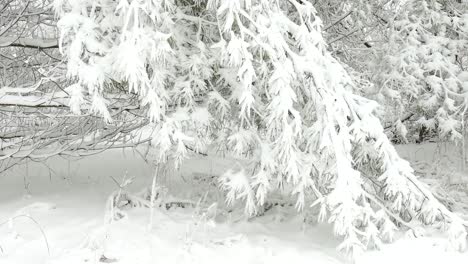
374 0 468 142
55 0 467 256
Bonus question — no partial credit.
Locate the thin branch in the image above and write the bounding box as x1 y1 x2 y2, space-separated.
0 0 31 37
324 11 353 32
0 214 50 256
0 37 58 49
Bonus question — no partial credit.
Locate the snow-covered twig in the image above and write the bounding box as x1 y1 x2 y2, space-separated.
0 214 50 256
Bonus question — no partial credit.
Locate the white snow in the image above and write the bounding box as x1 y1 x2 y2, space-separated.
0 147 467 264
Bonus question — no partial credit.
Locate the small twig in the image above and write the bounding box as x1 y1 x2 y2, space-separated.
0 214 50 256
185 144 208 156
384 113 415 130
324 11 353 31
362 190 415 230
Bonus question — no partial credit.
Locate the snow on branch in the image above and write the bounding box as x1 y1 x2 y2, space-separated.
0 37 58 49
50 0 468 259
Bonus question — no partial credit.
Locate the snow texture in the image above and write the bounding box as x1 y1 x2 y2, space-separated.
0 147 467 264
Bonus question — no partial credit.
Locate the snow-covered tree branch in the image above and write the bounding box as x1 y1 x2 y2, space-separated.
0 0 467 261
47 0 468 257
0 37 58 49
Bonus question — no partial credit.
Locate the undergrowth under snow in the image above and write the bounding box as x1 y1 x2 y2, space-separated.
0 143 467 264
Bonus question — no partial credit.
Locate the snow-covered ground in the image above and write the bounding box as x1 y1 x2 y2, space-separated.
0 145 467 264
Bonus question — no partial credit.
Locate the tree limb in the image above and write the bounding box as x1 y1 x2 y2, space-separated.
0 37 58 49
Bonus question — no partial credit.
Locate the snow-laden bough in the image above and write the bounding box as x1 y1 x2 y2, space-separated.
54 0 468 258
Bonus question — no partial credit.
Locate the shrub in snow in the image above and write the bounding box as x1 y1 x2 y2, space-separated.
54 0 467 257
374 0 468 142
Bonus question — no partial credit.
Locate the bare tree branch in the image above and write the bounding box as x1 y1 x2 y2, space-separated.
0 37 58 49
0 0 30 37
